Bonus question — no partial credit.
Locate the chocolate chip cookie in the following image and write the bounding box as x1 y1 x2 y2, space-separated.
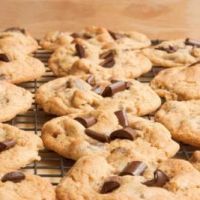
0 81 33 122
36 76 161 116
0 55 45 84
0 171 55 200
143 39 200 67
0 27 38 59
0 123 43 173
56 155 200 200
48 37 152 79
40 26 151 51
41 109 179 161
151 62 200 100
155 100 200 147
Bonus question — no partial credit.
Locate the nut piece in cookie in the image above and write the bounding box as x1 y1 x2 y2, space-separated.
0 81 33 122
36 76 161 117
0 123 43 173
155 100 200 147
143 39 200 68
56 155 200 200
0 171 56 200
151 62 200 100
41 109 179 162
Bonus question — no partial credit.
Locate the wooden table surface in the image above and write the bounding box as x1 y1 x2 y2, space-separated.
1 0 200 39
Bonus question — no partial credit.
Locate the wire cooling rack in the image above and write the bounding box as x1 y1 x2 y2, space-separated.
9 48 199 185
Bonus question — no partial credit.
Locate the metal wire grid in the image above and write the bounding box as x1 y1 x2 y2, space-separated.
8 49 199 185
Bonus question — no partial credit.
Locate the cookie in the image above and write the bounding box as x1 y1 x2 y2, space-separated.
155 100 200 147
36 76 161 116
0 27 38 59
41 109 179 161
0 171 55 200
0 81 33 122
56 155 200 200
143 39 200 67
151 62 200 100
40 31 73 51
40 26 150 51
48 38 152 79
0 55 45 84
0 123 43 173
190 151 200 171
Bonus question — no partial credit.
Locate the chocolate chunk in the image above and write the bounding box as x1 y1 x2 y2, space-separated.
0 54 9 62
71 32 82 38
1 171 25 183
102 81 127 97
0 74 6 80
92 85 105 95
101 180 120 194
143 169 169 187
71 32 92 40
85 129 109 143
100 56 115 68
185 38 200 47
110 127 137 141
120 161 147 176
99 49 116 59
83 33 92 39
155 45 177 53
109 30 125 40
114 110 128 127
4 27 25 34
151 39 164 46
0 140 16 152
75 43 86 58
86 75 95 86
75 116 97 128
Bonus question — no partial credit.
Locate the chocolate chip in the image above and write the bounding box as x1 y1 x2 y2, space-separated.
75 116 97 128
102 81 127 97
143 169 169 187
120 161 147 176
151 39 164 46
0 54 9 62
0 140 16 152
4 27 25 34
110 127 137 141
0 74 6 80
101 180 120 194
108 30 125 40
185 38 200 47
86 75 95 86
1 171 25 183
155 46 177 53
85 129 109 143
83 33 92 39
71 32 82 38
100 56 115 68
92 85 105 95
71 32 92 39
114 110 128 127
99 49 116 59
75 43 86 58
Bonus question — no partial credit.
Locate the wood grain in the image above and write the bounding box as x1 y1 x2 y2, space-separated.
1 0 200 39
